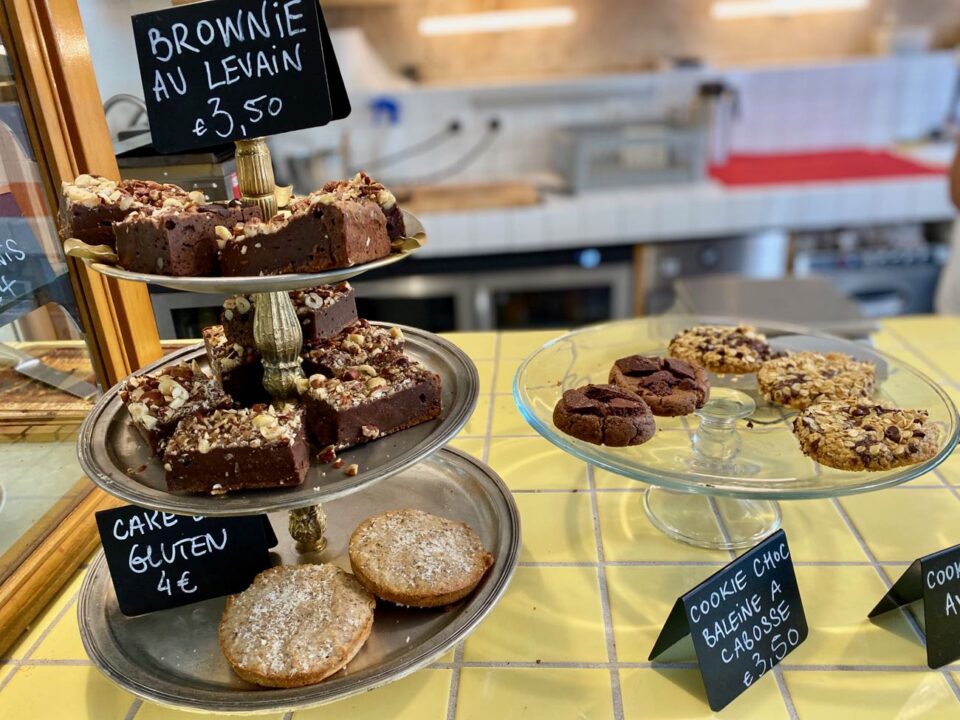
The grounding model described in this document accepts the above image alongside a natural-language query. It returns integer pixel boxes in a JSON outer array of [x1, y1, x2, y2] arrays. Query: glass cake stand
[[514, 316, 960, 550]]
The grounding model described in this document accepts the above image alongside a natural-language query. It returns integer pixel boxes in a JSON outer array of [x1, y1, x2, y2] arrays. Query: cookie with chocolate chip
[[792, 400, 938, 471], [608, 355, 709, 416], [758, 351, 875, 410], [668, 325, 777, 374], [553, 384, 656, 447]]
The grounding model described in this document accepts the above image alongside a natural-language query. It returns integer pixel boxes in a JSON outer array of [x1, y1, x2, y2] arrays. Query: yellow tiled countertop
[[5, 317, 960, 719]]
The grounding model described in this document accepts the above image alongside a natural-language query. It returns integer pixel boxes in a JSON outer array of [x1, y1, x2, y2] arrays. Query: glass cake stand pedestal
[[514, 316, 960, 550]]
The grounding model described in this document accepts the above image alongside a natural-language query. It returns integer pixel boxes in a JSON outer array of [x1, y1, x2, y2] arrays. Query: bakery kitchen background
[[3, 1, 960, 719]]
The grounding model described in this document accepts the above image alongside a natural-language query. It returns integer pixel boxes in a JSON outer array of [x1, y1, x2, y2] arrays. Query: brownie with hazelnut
[[60, 174, 201, 249], [163, 403, 309, 494], [301, 319, 404, 379], [221, 282, 358, 349], [202, 325, 270, 408], [298, 353, 441, 450], [118, 361, 232, 454], [318, 172, 406, 242], [219, 173, 396, 277], [115, 199, 259, 276]]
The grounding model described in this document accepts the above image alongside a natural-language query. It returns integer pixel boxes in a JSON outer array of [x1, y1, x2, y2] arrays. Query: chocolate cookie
[[553, 384, 656, 447], [668, 325, 777, 374], [608, 355, 709, 416], [793, 400, 938, 471], [758, 351, 875, 410]]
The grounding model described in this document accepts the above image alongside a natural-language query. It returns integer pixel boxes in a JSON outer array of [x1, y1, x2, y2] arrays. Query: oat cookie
[[553, 384, 656, 446], [792, 400, 938, 471], [758, 352, 876, 410], [219, 564, 375, 688], [608, 355, 709, 416], [349, 509, 494, 608], [668, 325, 776, 374]]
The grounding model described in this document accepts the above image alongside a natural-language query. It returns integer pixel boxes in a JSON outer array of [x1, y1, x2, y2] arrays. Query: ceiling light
[[712, 0, 868, 20], [418, 7, 577, 37]]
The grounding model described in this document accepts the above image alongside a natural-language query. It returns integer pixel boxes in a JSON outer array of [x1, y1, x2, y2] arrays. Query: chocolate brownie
[[301, 320, 404, 378], [115, 199, 258, 276], [119, 361, 232, 454], [318, 172, 406, 242], [163, 403, 309, 494], [202, 325, 270, 407], [298, 354, 441, 450], [609, 355, 709, 416], [668, 325, 778, 374], [219, 178, 394, 276], [553, 384, 656, 447], [793, 400, 938, 471], [758, 351, 876, 410], [221, 282, 357, 349], [60, 174, 201, 248]]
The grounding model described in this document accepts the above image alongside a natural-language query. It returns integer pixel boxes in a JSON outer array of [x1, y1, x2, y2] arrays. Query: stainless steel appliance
[[791, 224, 946, 317], [554, 119, 706, 191], [150, 248, 634, 337], [638, 231, 791, 314]]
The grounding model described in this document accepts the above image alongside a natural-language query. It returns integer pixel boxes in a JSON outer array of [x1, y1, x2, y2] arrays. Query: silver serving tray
[[78, 448, 519, 714], [77, 324, 478, 515], [86, 211, 425, 295]]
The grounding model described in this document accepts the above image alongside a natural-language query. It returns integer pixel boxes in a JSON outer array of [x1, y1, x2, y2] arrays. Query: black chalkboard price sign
[[869, 543, 960, 668], [95, 506, 277, 617], [131, 0, 348, 153], [648, 530, 808, 712]]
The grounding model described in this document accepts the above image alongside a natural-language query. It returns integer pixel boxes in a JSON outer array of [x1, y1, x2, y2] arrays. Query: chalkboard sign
[[131, 0, 348, 153], [95, 506, 277, 617], [649, 530, 808, 712], [869, 543, 960, 668], [0, 215, 58, 318]]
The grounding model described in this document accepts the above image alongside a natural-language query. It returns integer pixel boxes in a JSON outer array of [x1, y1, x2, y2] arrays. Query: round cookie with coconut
[[792, 400, 938, 471], [668, 324, 777, 374], [349, 509, 494, 608], [758, 351, 875, 410], [219, 564, 375, 688]]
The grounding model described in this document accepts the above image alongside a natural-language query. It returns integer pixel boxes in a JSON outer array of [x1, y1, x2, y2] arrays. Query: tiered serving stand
[[515, 315, 960, 550], [71, 177, 520, 713]]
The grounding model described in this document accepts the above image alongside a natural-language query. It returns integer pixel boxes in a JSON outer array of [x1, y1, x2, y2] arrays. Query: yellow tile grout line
[[585, 463, 624, 720], [830, 496, 960, 703], [0, 591, 83, 693], [445, 332, 504, 720]]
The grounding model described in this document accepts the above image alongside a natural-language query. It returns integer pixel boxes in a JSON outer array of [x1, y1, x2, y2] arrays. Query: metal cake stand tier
[[83, 211, 426, 295], [78, 448, 520, 715], [78, 323, 478, 515], [514, 315, 960, 550]]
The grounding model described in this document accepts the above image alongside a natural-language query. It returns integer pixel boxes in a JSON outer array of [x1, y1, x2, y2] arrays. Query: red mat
[[709, 149, 945, 186]]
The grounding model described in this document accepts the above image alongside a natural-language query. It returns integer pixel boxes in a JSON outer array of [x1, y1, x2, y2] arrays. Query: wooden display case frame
[[0, 0, 162, 655]]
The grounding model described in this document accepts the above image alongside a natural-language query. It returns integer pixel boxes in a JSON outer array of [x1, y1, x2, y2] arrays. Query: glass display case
[[0, 0, 162, 655]]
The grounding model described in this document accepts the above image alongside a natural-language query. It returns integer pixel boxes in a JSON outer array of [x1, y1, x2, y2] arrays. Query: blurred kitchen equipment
[[554, 119, 705, 191], [692, 80, 740, 167], [150, 247, 633, 336], [791, 224, 946, 317], [0, 342, 97, 399], [672, 275, 876, 340], [115, 134, 238, 201], [638, 231, 789, 314]]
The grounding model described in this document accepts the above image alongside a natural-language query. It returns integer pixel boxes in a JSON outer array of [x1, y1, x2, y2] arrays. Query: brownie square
[[202, 325, 270, 407], [118, 361, 232, 454], [220, 177, 394, 277], [163, 404, 310, 494], [60, 175, 198, 248], [320, 172, 406, 242], [301, 319, 404, 378], [299, 353, 441, 450], [221, 282, 358, 350], [115, 200, 258, 276]]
